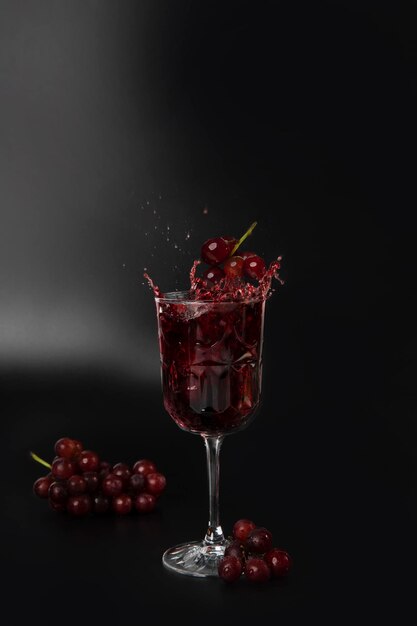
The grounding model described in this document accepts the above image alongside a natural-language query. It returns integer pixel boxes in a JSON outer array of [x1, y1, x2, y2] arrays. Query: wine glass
[[155, 290, 266, 577]]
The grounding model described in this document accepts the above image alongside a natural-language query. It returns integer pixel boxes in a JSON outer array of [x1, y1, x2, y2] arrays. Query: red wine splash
[[143, 273, 162, 297], [144, 257, 283, 302], [144, 221, 283, 301]]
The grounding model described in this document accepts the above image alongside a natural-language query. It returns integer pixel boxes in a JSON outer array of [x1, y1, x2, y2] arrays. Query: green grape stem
[[230, 221, 257, 256], [30, 451, 52, 470]]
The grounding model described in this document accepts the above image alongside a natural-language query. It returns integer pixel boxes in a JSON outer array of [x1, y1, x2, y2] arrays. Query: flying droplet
[[203, 207, 208, 214]]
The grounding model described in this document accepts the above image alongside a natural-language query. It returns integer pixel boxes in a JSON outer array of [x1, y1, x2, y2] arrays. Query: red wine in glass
[[155, 291, 266, 576]]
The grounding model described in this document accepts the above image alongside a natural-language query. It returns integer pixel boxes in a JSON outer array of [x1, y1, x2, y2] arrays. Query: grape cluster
[[218, 519, 292, 583], [200, 225, 266, 285], [32, 438, 166, 517]]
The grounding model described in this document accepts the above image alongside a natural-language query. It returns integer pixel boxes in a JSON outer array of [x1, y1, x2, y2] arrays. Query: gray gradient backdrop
[[3, 0, 414, 389], [0, 1, 293, 382]]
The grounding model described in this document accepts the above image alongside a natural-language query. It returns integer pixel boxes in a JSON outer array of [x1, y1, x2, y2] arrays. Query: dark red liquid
[[157, 295, 265, 436]]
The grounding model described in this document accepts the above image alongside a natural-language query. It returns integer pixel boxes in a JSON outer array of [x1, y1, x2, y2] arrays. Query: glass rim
[[155, 290, 265, 305]]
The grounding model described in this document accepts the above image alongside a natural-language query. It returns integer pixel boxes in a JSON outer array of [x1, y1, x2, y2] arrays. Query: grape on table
[[217, 518, 292, 584], [32, 438, 166, 517]]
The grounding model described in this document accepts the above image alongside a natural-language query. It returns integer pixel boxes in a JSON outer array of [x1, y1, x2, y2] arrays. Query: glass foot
[[162, 540, 225, 577]]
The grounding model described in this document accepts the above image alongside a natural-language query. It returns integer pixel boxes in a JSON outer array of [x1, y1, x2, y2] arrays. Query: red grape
[[78, 450, 100, 472], [232, 519, 256, 543], [244, 558, 271, 583], [129, 474, 146, 493], [145, 472, 166, 496], [33, 476, 52, 499], [201, 237, 235, 265], [223, 256, 244, 278], [132, 459, 157, 477], [67, 494, 92, 517], [102, 474, 124, 497], [112, 463, 131, 483], [54, 438, 81, 459], [67, 475, 87, 496], [218, 556, 242, 582], [202, 266, 225, 285], [83, 471, 99, 493], [134, 493, 156, 513], [244, 255, 266, 280], [245, 527, 273, 554], [112, 494, 132, 515], [264, 549, 292, 577], [48, 481, 68, 504], [224, 540, 245, 564], [51, 457, 77, 480]]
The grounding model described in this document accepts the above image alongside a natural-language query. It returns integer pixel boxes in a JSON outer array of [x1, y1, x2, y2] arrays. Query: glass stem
[[203, 435, 225, 545]]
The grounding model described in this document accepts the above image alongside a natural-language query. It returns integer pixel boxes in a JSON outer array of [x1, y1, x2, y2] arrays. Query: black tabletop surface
[[2, 361, 416, 626]]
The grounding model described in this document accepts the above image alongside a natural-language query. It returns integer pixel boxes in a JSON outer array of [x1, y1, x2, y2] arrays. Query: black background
[[1, 1, 416, 624]]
